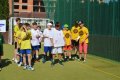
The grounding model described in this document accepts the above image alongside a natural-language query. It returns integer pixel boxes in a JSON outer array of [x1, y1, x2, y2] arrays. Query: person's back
[[52, 29, 65, 47]]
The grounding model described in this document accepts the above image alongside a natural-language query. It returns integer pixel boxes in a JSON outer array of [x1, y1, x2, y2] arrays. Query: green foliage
[[0, 0, 9, 30]]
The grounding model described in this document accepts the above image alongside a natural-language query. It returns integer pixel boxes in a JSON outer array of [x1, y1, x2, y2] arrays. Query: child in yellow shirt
[[19, 23, 34, 70], [63, 24, 72, 61], [13, 18, 21, 63], [78, 21, 89, 62]]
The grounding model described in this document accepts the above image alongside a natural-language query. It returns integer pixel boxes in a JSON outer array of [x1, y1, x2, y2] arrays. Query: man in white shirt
[[42, 23, 53, 63], [31, 22, 42, 61], [51, 22, 65, 66]]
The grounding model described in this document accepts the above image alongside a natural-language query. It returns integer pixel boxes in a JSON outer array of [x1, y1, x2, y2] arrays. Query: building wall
[[8, 0, 47, 18]]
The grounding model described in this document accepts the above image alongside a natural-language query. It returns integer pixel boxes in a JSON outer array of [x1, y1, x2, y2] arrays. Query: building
[[8, 0, 56, 18]]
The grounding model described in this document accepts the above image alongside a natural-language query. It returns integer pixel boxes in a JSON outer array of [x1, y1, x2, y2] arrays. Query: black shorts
[[14, 42, 17, 49], [72, 40, 79, 47]]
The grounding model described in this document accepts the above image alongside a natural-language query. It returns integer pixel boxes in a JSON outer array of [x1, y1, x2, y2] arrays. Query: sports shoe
[[27, 66, 34, 71], [23, 65, 28, 70], [14, 59, 18, 63], [12, 58, 15, 61], [59, 60, 64, 66], [42, 58, 46, 63], [18, 62, 22, 67], [83, 60, 86, 63], [51, 59, 55, 66]]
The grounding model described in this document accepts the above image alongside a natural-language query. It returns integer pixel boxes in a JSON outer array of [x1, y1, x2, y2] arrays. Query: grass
[[0, 44, 120, 80]]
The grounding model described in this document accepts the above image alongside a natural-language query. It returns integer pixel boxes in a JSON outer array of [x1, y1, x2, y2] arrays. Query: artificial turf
[[0, 44, 120, 80]]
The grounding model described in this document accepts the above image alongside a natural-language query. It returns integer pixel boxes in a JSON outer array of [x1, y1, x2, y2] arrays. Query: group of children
[[11, 18, 89, 71]]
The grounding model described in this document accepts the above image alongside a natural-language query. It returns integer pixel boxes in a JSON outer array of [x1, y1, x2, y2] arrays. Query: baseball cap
[[64, 24, 69, 28], [47, 23, 52, 26]]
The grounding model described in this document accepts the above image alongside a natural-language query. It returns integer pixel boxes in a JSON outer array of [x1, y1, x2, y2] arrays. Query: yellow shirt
[[14, 25, 20, 42], [79, 26, 89, 43], [16, 30, 22, 47], [20, 30, 32, 49], [63, 30, 71, 46], [71, 26, 80, 40]]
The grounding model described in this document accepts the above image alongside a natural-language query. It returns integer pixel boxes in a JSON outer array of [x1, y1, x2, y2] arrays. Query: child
[[20, 23, 34, 70], [42, 23, 53, 63], [12, 18, 21, 63], [71, 21, 80, 59], [31, 22, 41, 61], [37, 26, 43, 50], [15, 23, 23, 66], [0, 33, 4, 71], [78, 21, 89, 62], [63, 24, 72, 61], [51, 22, 65, 66]]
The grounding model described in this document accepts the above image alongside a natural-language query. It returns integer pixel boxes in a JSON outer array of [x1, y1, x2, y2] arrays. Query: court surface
[[0, 44, 120, 80]]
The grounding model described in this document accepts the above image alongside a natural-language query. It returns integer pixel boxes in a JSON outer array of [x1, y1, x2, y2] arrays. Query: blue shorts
[[20, 49, 31, 54], [32, 45, 40, 50], [44, 46, 52, 54]]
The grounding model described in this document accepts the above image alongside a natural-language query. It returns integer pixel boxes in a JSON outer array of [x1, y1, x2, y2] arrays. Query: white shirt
[[43, 28, 53, 46], [52, 29, 65, 47], [31, 29, 41, 46]]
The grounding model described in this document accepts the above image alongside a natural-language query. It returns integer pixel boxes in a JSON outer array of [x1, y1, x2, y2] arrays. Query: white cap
[[47, 23, 52, 26]]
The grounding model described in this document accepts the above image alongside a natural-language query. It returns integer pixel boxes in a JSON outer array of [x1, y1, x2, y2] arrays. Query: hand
[[81, 39, 85, 43], [36, 35, 40, 38]]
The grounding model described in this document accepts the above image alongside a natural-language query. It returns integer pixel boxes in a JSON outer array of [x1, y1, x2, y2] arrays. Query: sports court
[[0, 44, 120, 80]]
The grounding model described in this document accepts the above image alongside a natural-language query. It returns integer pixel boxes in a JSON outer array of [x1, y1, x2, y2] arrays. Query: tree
[[0, 0, 9, 30]]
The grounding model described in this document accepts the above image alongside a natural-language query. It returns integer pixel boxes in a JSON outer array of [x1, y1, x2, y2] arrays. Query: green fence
[[53, 0, 120, 61]]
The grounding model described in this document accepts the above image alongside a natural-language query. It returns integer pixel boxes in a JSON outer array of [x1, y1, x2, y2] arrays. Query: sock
[[65, 56, 67, 58], [36, 56, 39, 59]]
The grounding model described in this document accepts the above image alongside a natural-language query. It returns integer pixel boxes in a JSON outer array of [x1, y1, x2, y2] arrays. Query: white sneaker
[[23, 65, 28, 70], [18, 62, 22, 67], [27, 66, 34, 71], [14, 59, 18, 63], [12, 58, 15, 61]]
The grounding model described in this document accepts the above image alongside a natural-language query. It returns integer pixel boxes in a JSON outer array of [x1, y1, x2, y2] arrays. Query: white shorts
[[52, 47, 63, 54]]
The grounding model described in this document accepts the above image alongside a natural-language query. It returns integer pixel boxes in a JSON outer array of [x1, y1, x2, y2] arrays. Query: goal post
[[8, 17, 54, 44]]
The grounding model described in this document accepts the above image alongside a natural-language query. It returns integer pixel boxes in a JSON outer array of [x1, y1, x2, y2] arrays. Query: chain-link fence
[[54, 0, 120, 61]]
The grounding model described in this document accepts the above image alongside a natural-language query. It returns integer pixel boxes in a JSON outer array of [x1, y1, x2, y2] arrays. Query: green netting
[[53, 0, 120, 61]]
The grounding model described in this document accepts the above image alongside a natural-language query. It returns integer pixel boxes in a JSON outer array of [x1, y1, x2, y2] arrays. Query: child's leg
[[83, 43, 88, 61], [27, 54, 32, 66], [48, 47, 52, 60], [58, 54, 62, 60], [13, 42, 18, 61], [23, 54, 27, 66], [35, 50, 39, 59], [64, 51, 67, 58], [79, 43, 83, 60]]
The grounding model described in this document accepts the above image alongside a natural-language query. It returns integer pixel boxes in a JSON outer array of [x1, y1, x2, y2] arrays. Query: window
[[33, 7, 39, 12], [40, 1, 44, 6], [22, 0, 27, 3], [14, 5, 19, 9], [40, 7, 45, 12], [14, 0, 19, 2], [33, 1, 39, 5], [22, 6, 27, 9]]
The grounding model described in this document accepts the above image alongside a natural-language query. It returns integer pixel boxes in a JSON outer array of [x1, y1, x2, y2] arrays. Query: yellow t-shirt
[[16, 30, 22, 47], [20, 30, 32, 50], [71, 26, 80, 40], [79, 26, 89, 43], [63, 30, 71, 46], [14, 25, 20, 42]]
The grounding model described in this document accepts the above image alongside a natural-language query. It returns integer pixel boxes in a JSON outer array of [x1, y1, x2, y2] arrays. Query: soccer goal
[[8, 17, 53, 44]]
